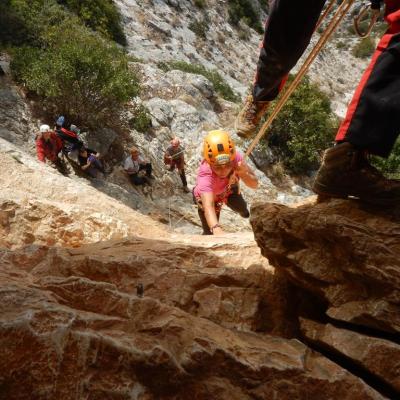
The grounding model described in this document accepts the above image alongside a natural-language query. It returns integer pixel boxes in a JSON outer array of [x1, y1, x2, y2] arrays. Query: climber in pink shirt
[[193, 130, 258, 235]]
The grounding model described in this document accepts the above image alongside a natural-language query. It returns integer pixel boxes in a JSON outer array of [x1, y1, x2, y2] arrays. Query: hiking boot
[[312, 142, 400, 205], [234, 95, 269, 138]]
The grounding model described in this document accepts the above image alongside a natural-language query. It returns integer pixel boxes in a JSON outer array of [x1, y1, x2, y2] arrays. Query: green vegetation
[[2, 0, 139, 129], [57, 0, 126, 45], [352, 36, 375, 59], [371, 138, 400, 178], [189, 19, 208, 39], [157, 61, 240, 103], [260, 76, 338, 174], [129, 104, 152, 133], [228, 0, 263, 34], [193, 0, 206, 8], [336, 41, 347, 50]]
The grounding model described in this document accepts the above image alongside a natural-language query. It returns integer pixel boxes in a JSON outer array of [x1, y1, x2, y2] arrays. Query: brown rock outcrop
[[0, 238, 384, 400], [251, 199, 400, 335], [251, 199, 400, 398], [0, 146, 168, 249], [300, 318, 400, 392]]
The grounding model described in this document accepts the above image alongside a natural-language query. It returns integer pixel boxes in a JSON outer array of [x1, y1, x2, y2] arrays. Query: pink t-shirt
[[193, 152, 243, 202]]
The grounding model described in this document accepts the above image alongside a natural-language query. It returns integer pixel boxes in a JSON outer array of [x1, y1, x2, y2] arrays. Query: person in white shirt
[[123, 146, 153, 185]]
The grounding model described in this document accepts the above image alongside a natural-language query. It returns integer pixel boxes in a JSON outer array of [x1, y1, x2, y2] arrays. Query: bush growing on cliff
[[352, 36, 376, 59], [157, 60, 240, 103], [129, 104, 152, 133], [57, 0, 126, 45], [260, 76, 338, 174], [228, 0, 263, 34], [371, 138, 400, 178], [3, 0, 138, 128], [189, 19, 208, 39], [11, 18, 139, 127]]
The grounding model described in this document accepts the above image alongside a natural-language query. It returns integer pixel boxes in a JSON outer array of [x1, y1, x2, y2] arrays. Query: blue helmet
[[56, 115, 65, 127]]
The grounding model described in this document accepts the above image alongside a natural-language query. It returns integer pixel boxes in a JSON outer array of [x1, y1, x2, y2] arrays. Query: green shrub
[[157, 61, 240, 103], [336, 41, 346, 49], [11, 17, 139, 128], [228, 0, 263, 34], [372, 21, 388, 36], [57, 0, 126, 45], [260, 75, 338, 174], [194, 0, 206, 8], [189, 19, 208, 39], [0, 0, 68, 47], [352, 36, 375, 58], [371, 137, 400, 177], [129, 104, 152, 133], [0, 1, 32, 46]]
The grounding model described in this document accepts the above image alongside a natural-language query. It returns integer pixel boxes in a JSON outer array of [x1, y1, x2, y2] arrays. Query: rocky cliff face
[[0, 231, 386, 399], [1, 1, 396, 398], [251, 199, 400, 398]]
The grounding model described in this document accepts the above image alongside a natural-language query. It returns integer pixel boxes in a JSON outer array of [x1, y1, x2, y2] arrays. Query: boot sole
[[313, 183, 398, 207]]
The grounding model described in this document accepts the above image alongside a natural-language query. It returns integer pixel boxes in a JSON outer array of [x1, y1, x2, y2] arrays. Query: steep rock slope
[[251, 199, 400, 398], [0, 236, 384, 399]]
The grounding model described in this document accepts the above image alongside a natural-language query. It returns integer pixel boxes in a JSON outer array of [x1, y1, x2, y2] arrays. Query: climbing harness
[[245, 0, 357, 157]]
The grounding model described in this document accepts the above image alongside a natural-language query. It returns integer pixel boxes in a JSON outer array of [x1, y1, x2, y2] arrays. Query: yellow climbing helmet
[[203, 130, 236, 165]]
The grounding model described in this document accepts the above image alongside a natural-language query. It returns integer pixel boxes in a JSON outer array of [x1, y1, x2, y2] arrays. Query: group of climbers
[[36, 118, 255, 235], [35, 117, 104, 178]]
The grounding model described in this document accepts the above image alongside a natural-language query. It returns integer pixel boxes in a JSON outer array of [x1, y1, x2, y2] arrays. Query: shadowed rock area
[[251, 199, 400, 398], [0, 236, 385, 399]]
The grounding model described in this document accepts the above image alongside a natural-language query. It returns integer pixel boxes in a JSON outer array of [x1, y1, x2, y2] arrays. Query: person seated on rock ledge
[[123, 146, 154, 186], [78, 147, 104, 178], [35, 124, 64, 169], [164, 137, 190, 193], [193, 130, 258, 235], [235, 0, 400, 206]]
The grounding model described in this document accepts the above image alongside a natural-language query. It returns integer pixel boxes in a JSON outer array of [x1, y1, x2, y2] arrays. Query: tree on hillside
[[5, 0, 139, 128], [259, 76, 338, 174]]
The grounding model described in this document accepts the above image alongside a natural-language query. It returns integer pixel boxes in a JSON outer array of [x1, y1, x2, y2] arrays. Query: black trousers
[[254, 0, 400, 156], [129, 163, 152, 185], [195, 191, 250, 235]]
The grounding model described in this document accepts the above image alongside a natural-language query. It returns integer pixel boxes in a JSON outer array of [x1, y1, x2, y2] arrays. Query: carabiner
[[353, 4, 381, 38]]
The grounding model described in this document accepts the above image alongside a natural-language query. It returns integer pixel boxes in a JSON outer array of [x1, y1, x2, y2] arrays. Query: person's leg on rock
[[313, 31, 400, 205], [130, 173, 147, 186], [226, 187, 250, 218], [235, 0, 325, 138], [141, 162, 154, 179], [178, 168, 190, 192]]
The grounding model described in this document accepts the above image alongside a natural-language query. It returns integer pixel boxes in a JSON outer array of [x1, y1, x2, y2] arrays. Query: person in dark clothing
[[54, 116, 84, 154], [78, 147, 104, 178], [123, 146, 154, 186], [164, 137, 190, 193], [235, 0, 400, 205]]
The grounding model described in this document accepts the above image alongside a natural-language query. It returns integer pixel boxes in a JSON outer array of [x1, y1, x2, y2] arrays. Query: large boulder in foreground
[[251, 199, 400, 335], [0, 236, 384, 400]]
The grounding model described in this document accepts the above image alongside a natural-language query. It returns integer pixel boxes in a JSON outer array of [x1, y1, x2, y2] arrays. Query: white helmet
[[40, 124, 50, 133]]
